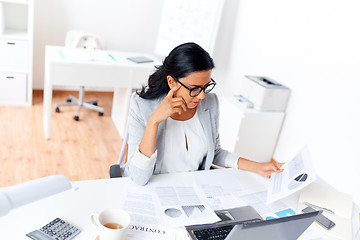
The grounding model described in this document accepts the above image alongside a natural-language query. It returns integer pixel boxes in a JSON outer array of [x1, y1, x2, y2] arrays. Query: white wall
[[223, 0, 360, 204], [32, 0, 164, 89], [32, 0, 238, 90]]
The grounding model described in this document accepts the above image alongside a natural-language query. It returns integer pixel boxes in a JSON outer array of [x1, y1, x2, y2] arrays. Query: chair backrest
[[65, 30, 107, 50], [117, 125, 128, 167], [117, 92, 137, 167]]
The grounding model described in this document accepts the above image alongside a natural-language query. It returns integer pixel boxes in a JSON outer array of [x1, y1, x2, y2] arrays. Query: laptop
[[225, 210, 321, 240], [185, 206, 263, 240], [186, 206, 321, 240]]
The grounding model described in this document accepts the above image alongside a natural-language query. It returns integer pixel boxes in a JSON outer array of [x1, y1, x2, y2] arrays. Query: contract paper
[[122, 184, 175, 240], [267, 146, 316, 204]]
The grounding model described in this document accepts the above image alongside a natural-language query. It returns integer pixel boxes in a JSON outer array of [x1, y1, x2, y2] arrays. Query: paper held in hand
[[266, 146, 317, 204]]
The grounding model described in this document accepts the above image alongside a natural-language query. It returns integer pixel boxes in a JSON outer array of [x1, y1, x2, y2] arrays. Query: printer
[[239, 75, 291, 112]]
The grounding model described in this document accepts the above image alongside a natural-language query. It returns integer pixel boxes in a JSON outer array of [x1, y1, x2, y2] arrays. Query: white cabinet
[[0, 0, 33, 105], [0, 72, 26, 103], [219, 96, 285, 163]]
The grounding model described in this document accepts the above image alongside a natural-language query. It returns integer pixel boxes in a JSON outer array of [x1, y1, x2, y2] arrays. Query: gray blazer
[[123, 93, 236, 185]]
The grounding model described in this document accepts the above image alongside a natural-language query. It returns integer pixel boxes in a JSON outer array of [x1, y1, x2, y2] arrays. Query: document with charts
[[149, 182, 220, 227], [267, 146, 317, 204]]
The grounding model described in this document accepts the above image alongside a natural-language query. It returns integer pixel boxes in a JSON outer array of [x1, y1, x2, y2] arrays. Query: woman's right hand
[[149, 85, 187, 124]]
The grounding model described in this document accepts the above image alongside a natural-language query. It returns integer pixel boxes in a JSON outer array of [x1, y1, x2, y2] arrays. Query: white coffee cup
[[90, 208, 131, 240]]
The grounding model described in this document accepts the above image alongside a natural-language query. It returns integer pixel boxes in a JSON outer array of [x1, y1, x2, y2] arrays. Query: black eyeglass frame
[[174, 78, 217, 97]]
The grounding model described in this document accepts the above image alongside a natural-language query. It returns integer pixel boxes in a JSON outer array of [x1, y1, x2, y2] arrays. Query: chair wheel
[[74, 115, 79, 121], [66, 98, 72, 102], [55, 107, 60, 113], [93, 102, 98, 106], [99, 112, 104, 116]]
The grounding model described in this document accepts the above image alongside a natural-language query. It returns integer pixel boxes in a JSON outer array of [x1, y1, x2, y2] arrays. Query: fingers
[[271, 163, 284, 173], [271, 159, 285, 170], [171, 97, 187, 113], [259, 162, 284, 178], [166, 84, 181, 98], [165, 85, 187, 113]]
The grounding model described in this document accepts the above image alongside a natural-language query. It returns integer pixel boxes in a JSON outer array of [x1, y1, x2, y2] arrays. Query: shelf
[[0, 2, 28, 36], [0, 68, 28, 74], [0, 29, 28, 40], [0, 0, 28, 5]]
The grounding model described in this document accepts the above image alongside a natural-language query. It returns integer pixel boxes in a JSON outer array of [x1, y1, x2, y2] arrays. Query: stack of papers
[[298, 182, 353, 240]]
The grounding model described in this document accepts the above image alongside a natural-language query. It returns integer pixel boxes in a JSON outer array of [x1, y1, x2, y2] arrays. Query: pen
[[303, 202, 335, 214], [108, 53, 117, 63]]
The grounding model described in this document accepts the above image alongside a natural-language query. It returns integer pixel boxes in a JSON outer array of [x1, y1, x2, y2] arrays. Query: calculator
[[26, 217, 81, 240]]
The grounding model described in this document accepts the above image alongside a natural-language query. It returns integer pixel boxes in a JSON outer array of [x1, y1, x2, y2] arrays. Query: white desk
[[0, 169, 359, 239], [43, 46, 160, 139]]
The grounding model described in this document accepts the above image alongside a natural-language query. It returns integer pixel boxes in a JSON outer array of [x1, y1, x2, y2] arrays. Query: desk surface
[[45, 45, 160, 88], [0, 169, 359, 240]]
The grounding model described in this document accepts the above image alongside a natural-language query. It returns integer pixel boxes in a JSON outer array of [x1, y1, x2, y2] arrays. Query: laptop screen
[[225, 210, 321, 240]]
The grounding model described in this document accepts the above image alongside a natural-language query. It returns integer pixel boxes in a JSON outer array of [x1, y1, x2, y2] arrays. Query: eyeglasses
[[175, 78, 216, 97]]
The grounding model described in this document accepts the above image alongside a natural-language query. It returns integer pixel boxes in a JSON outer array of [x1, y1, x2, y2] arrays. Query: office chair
[[109, 128, 128, 178], [109, 92, 136, 178], [55, 31, 107, 121]]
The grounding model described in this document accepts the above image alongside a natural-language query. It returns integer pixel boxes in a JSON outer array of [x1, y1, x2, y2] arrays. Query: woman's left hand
[[256, 159, 284, 178]]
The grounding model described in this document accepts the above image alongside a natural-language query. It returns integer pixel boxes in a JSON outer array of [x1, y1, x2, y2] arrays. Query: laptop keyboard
[[193, 224, 234, 240], [192, 219, 262, 240]]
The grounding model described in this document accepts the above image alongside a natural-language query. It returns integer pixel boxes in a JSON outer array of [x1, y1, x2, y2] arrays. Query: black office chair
[[109, 129, 128, 178]]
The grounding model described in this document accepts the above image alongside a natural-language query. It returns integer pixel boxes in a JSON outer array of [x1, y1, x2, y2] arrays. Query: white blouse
[[161, 111, 208, 173]]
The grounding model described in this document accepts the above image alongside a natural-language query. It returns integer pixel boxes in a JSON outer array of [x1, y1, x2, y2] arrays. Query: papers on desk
[[122, 169, 329, 239], [121, 180, 219, 239], [194, 170, 297, 220], [234, 190, 296, 220], [267, 146, 317, 204], [194, 170, 246, 210], [150, 183, 220, 227], [122, 184, 175, 240]]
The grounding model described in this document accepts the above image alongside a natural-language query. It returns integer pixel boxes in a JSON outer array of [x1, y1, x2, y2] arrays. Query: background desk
[[0, 169, 359, 239], [43, 46, 160, 139]]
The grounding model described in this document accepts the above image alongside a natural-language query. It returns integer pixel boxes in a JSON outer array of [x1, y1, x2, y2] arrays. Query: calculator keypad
[[26, 218, 80, 240]]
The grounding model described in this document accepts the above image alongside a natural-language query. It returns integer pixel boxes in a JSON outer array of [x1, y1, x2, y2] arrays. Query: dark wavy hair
[[138, 42, 215, 99]]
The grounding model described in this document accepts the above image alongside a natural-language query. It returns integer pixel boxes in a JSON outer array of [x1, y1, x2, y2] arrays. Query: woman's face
[[169, 70, 212, 109]]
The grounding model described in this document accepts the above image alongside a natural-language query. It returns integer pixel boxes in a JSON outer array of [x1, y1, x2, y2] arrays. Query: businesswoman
[[123, 42, 283, 185]]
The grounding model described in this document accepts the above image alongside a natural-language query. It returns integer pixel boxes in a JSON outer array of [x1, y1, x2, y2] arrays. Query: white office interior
[[27, 0, 360, 204], [1, 0, 359, 213], [0, 0, 359, 239]]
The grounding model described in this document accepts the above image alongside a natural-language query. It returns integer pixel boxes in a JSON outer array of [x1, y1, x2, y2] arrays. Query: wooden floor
[[0, 90, 123, 187]]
